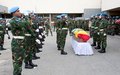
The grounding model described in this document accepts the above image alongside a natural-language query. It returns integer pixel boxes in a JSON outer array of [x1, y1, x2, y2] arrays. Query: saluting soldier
[[9, 6, 25, 75]]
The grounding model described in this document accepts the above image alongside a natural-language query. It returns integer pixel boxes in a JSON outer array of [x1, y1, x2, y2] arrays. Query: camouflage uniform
[[23, 16, 38, 69], [56, 17, 68, 55], [45, 20, 53, 36], [98, 18, 108, 53], [91, 18, 100, 47], [10, 16, 25, 75], [30, 16, 41, 59], [0, 19, 6, 50], [68, 19, 75, 36], [56, 19, 61, 50], [107, 19, 116, 36]]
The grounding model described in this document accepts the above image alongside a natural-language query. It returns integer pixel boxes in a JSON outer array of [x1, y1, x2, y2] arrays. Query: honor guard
[[9, 6, 25, 75]]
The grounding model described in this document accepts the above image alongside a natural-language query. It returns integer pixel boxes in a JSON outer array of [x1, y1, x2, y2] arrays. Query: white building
[[0, 0, 120, 18]]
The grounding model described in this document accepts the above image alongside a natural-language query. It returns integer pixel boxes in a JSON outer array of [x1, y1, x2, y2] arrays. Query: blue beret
[[9, 6, 19, 13], [61, 14, 67, 17], [96, 14, 100, 16], [56, 15, 62, 18], [100, 14, 108, 17]]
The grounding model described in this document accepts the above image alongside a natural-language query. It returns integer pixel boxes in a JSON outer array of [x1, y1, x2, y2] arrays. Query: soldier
[[91, 14, 100, 48], [68, 19, 75, 36], [107, 18, 116, 36], [44, 18, 53, 36], [56, 14, 68, 55], [0, 18, 6, 50], [23, 15, 38, 69], [29, 14, 40, 60], [97, 14, 109, 53], [9, 6, 25, 75]]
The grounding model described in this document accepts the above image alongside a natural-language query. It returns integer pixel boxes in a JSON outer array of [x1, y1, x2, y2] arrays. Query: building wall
[[0, 0, 101, 13], [84, 8, 101, 19], [0, 5, 8, 13], [102, 0, 120, 11]]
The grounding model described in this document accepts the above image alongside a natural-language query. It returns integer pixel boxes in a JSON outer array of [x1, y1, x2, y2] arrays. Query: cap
[[9, 6, 19, 13]]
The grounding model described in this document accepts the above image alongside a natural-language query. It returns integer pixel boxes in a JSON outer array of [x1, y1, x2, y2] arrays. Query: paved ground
[[0, 31, 120, 75]]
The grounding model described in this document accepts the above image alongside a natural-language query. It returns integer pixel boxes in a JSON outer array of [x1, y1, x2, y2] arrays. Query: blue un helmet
[[99, 13, 108, 19], [95, 13, 100, 18], [9, 6, 19, 13]]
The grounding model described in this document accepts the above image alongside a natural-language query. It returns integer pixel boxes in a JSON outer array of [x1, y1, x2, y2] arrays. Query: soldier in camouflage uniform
[[107, 18, 116, 36], [91, 14, 101, 48], [68, 19, 75, 36], [0, 18, 6, 50], [97, 14, 109, 53], [56, 15, 68, 55], [30, 14, 40, 60], [44, 19, 53, 36], [23, 15, 38, 69], [9, 7, 25, 75]]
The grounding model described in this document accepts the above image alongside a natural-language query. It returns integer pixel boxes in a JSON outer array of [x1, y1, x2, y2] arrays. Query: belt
[[13, 36, 24, 39], [100, 29, 104, 31], [94, 27, 98, 29], [62, 28, 68, 30], [25, 34, 31, 36], [0, 31, 3, 33], [39, 26, 43, 29]]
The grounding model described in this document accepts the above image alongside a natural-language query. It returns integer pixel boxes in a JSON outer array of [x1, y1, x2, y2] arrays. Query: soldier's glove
[[39, 35, 42, 39], [35, 29, 39, 32], [35, 39, 41, 44]]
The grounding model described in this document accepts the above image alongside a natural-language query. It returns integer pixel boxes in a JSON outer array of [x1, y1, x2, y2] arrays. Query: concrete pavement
[[0, 31, 120, 75]]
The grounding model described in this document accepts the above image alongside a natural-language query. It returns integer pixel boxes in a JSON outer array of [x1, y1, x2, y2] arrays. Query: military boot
[[57, 46, 61, 50], [25, 62, 33, 69], [36, 49, 42, 53], [61, 50, 67, 55], [18, 73, 21, 75], [91, 42, 96, 46], [98, 48, 106, 53], [95, 45, 101, 49], [32, 53, 40, 60], [0, 45, 6, 50], [29, 60, 38, 67]]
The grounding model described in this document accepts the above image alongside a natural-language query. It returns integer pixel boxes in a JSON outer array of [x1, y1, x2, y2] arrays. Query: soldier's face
[[14, 10, 22, 17]]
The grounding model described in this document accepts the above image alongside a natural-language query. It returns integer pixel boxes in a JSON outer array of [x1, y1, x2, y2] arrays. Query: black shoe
[[1, 48, 6, 50], [18, 73, 21, 75], [29, 60, 38, 67], [37, 49, 42, 53], [58, 48, 61, 51], [32, 56, 40, 60], [0, 45, 6, 50], [95, 46, 101, 49], [57, 46, 61, 50], [98, 49, 106, 53], [91, 44, 96, 46], [98, 50, 106, 53], [25, 62, 34, 69], [61, 50, 67, 55], [41, 43, 44, 45], [0, 47, 6, 50], [0, 53, 1, 55], [91, 42, 96, 46]]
